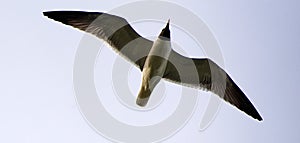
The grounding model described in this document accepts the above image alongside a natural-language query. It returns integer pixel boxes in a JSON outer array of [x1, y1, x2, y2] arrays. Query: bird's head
[[159, 19, 170, 40]]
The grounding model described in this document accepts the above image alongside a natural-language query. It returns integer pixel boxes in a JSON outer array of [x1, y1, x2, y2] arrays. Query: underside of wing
[[43, 10, 153, 70], [163, 50, 263, 121]]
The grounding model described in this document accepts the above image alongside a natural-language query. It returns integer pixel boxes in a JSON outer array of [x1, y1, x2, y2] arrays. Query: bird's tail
[[136, 88, 151, 107]]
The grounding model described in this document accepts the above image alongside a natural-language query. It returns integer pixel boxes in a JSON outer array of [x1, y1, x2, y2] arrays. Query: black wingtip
[[242, 100, 263, 122], [256, 114, 263, 121], [249, 103, 263, 122], [43, 11, 72, 27], [43, 11, 49, 16], [248, 105, 263, 121], [43, 11, 53, 19], [43, 10, 74, 16], [43, 11, 59, 18], [159, 19, 170, 40], [43, 11, 76, 20], [43, 11, 69, 23]]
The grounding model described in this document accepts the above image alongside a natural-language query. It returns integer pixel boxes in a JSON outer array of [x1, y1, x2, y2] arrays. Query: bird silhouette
[[43, 11, 263, 121]]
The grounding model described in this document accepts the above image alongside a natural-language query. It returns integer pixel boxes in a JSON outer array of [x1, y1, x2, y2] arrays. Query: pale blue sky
[[0, 0, 299, 142]]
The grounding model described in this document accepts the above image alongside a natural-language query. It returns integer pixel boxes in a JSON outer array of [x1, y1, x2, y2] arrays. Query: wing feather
[[43, 11, 152, 70], [163, 50, 263, 121]]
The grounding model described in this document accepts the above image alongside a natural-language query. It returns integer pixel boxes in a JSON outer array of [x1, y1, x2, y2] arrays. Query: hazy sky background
[[0, 0, 300, 142]]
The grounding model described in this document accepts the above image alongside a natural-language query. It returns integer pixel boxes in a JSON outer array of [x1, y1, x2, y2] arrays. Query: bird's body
[[43, 11, 263, 121], [137, 34, 172, 106]]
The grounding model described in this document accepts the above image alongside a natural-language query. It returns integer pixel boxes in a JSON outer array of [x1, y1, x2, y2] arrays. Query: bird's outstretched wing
[[163, 50, 263, 121], [43, 11, 152, 70]]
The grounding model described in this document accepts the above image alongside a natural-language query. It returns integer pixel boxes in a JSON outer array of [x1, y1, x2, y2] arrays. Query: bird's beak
[[165, 19, 170, 29], [159, 19, 171, 39]]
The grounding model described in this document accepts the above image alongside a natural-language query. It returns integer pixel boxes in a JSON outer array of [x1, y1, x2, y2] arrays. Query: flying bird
[[43, 11, 263, 121]]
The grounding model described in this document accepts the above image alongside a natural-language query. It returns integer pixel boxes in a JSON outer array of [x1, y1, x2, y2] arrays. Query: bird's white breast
[[148, 37, 172, 58], [142, 37, 172, 91], [144, 37, 172, 74]]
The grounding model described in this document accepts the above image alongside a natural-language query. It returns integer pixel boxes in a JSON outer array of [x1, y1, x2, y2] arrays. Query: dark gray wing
[[163, 50, 263, 121], [43, 11, 152, 70]]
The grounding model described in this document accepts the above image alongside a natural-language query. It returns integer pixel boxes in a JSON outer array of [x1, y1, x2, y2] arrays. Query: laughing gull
[[43, 11, 263, 121]]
